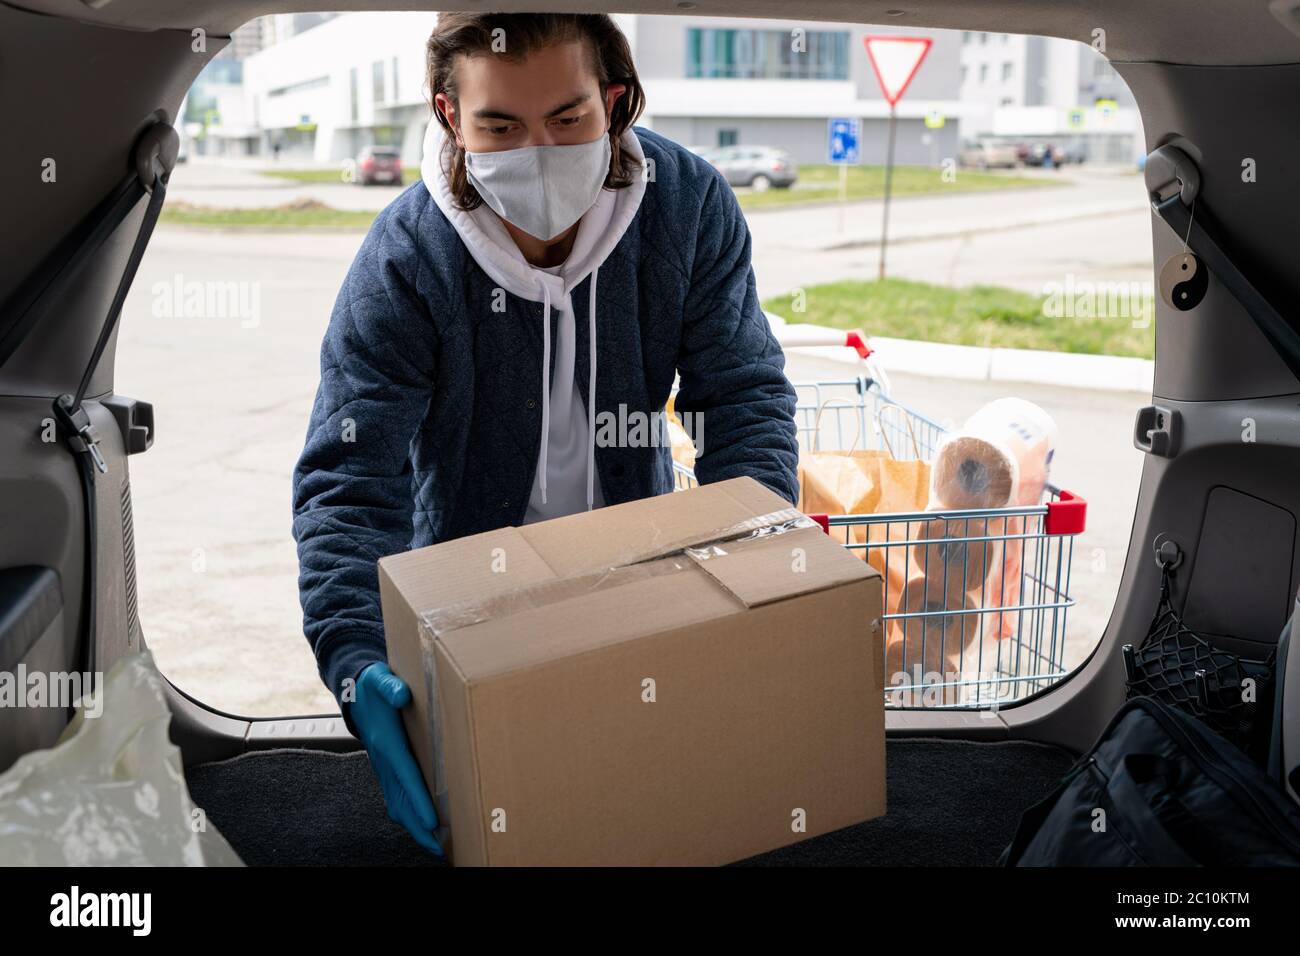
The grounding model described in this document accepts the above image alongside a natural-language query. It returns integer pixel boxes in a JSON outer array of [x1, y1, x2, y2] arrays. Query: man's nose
[[522, 124, 562, 148]]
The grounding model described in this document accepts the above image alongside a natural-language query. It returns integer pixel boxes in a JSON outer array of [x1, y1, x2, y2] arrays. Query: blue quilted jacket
[[291, 128, 798, 710]]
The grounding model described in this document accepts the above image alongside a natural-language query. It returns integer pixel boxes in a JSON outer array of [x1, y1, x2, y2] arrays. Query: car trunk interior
[[2, 0, 1300, 865]]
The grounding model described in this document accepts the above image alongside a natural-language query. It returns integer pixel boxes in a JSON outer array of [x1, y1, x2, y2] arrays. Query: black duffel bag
[[1000, 696, 1300, 865]]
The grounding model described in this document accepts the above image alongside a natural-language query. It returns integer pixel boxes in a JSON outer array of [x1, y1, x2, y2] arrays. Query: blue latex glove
[[351, 662, 444, 857]]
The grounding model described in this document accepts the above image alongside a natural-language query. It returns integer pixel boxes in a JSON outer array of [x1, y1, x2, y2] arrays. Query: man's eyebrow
[[471, 94, 590, 123], [545, 94, 591, 117], [472, 108, 523, 122]]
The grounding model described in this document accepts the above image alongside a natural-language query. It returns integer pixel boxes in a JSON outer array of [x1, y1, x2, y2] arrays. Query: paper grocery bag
[[797, 448, 930, 622], [664, 395, 696, 472]]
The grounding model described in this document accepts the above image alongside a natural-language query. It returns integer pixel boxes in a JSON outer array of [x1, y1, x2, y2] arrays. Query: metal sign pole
[[839, 162, 848, 233], [879, 103, 898, 281], [863, 34, 931, 282]]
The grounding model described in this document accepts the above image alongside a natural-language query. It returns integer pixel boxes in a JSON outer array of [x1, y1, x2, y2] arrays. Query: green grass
[[762, 277, 1155, 359], [259, 164, 1051, 208], [160, 200, 378, 229], [736, 164, 1062, 210], [260, 167, 422, 186]]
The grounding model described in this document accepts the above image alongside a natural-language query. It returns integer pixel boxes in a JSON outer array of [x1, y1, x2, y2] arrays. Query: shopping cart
[[672, 373, 1086, 710]]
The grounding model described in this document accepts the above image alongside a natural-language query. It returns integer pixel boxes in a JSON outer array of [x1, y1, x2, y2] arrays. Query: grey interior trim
[[1283, 604, 1300, 800], [0, 566, 62, 672], [8, 0, 1300, 66], [0, 4, 221, 354], [162, 679, 360, 765], [0, 397, 87, 718], [0, 606, 69, 774], [0, 567, 67, 772]]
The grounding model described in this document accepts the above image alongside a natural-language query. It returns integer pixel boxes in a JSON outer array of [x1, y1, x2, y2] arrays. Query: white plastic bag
[[0, 651, 242, 866]]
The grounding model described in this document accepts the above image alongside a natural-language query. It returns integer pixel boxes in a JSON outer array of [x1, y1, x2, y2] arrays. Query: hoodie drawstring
[[587, 267, 598, 511], [536, 268, 598, 512], [538, 281, 552, 505]]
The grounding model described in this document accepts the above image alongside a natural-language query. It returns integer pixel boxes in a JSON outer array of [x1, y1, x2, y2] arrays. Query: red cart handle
[[807, 513, 831, 534], [1045, 490, 1087, 535], [810, 498, 1085, 536], [844, 330, 872, 359]]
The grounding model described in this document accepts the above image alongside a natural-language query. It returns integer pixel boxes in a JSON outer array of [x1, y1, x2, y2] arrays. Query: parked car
[[958, 141, 1021, 170], [356, 145, 402, 185], [708, 145, 797, 190], [1021, 142, 1069, 168]]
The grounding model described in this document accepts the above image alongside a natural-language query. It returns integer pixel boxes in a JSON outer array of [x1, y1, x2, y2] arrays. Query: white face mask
[[464, 133, 612, 241]]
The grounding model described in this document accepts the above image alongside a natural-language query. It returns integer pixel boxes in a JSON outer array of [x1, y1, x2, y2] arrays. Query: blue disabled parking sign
[[828, 117, 860, 164]]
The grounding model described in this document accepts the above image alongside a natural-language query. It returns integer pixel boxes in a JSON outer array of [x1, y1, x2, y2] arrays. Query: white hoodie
[[421, 118, 648, 523]]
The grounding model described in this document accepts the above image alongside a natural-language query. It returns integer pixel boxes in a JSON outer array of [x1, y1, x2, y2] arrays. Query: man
[[292, 13, 798, 855]]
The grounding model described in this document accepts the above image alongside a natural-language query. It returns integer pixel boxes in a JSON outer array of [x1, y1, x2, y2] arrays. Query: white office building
[[629, 16, 969, 165], [220, 12, 971, 167], [235, 11, 438, 163], [214, 13, 1137, 167], [958, 30, 1142, 162]]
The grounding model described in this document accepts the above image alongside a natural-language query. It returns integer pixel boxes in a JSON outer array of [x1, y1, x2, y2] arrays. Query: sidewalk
[[166, 162, 408, 212]]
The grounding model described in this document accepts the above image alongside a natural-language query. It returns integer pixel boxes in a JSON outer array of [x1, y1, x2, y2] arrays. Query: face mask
[[464, 133, 612, 241]]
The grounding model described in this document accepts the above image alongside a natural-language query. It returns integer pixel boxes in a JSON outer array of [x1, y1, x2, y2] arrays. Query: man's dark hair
[[426, 13, 647, 211]]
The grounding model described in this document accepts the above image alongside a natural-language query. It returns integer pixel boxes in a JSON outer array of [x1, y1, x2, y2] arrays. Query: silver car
[[708, 145, 798, 191]]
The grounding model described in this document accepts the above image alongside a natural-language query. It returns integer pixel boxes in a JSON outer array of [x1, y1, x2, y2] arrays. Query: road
[[167, 159, 1153, 299], [116, 175, 1151, 716]]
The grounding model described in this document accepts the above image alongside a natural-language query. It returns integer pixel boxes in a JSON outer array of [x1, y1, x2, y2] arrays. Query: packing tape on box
[[683, 513, 818, 560], [413, 507, 814, 829], [420, 508, 811, 639]]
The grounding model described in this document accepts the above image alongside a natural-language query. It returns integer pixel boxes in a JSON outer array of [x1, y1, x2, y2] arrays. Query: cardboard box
[[378, 477, 885, 865]]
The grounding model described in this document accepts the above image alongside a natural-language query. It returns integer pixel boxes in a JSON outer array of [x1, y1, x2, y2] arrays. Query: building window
[[373, 61, 386, 104], [686, 28, 850, 80], [349, 67, 359, 122], [962, 31, 971, 44], [960, 64, 968, 84], [979, 63, 988, 83], [980, 32, 989, 44], [717, 128, 738, 147], [1002, 62, 1013, 81], [391, 56, 400, 101]]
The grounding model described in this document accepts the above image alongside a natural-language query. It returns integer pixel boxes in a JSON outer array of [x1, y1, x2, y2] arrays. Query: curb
[[739, 178, 1067, 218], [787, 330, 1153, 393], [805, 200, 1146, 252]]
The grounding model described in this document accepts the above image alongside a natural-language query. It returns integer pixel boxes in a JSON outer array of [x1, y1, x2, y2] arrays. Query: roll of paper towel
[[885, 576, 981, 705], [913, 515, 993, 594], [929, 398, 1058, 510]]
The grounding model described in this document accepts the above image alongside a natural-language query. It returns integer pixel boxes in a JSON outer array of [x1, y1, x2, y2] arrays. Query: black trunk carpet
[[185, 738, 1075, 867]]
